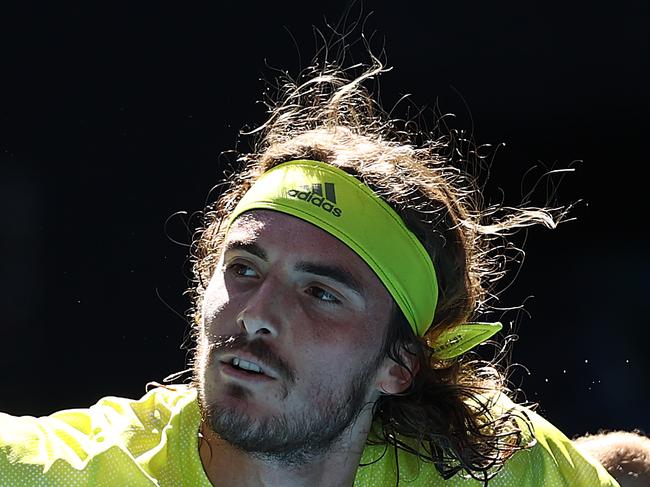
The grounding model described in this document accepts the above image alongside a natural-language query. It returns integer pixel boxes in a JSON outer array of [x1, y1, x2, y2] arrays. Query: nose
[[236, 276, 283, 337]]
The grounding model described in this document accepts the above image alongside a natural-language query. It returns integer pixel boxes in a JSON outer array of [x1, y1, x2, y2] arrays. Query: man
[[0, 62, 635, 486]]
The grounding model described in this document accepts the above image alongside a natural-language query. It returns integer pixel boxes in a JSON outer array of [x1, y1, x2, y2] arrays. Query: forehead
[[224, 210, 388, 294], [226, 210, 360, 264]]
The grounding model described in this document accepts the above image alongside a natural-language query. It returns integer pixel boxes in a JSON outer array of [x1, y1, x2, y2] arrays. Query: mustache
[[208, 333, 295, 383]]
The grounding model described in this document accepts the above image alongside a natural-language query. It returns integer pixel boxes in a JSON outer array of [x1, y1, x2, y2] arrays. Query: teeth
[[230, 357, 263, 374]]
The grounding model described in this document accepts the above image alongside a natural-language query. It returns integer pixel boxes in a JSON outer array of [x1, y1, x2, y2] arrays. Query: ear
[[375, 350, 420, 396]]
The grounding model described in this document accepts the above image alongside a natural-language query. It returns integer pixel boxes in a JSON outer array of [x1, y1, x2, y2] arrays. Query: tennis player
[[1, 62, 636, 486]]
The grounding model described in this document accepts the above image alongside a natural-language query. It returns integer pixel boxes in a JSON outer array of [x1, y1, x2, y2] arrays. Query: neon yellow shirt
[[0, 385, 618, 486]]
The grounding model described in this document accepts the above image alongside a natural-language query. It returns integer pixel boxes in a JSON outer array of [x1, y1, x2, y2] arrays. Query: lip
[[219, 352, 279, 380], [219, 361, 276, 383]]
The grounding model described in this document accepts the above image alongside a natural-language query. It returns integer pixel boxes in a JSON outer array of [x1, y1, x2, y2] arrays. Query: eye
[[226, 262, 258, 278], [306, 286, 341, 304]]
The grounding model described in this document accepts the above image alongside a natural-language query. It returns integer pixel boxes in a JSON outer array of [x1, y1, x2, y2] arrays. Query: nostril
[[238, 309, 278, 336]]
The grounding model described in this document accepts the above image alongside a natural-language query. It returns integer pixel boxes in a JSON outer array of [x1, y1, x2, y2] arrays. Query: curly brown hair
[[188, 59, 566, 484]]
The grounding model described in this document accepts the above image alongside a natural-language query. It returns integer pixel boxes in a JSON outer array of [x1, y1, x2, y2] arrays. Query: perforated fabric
[[0, 385, 619, 486]]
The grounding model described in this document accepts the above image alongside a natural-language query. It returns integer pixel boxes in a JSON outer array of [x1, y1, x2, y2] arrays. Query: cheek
[[202, 271, 232, 331], [295, 309, 387, 386], [297, 328, 379, 381], [298, 308, 379, 352], [291, 297, 384, 361], [294, 345, 377, 402], [293, 316, 362, 356]]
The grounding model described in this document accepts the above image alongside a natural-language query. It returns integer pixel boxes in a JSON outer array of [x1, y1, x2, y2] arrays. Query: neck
[[198, 413, 373, 487]]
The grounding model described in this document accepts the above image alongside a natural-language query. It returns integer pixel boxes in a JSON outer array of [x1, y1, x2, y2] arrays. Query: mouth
[[229, 356, 265, 374], [219, 355, 276, 383]]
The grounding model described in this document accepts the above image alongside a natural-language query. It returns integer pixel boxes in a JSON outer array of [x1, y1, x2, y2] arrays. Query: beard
[[194, 333, 382, 467]]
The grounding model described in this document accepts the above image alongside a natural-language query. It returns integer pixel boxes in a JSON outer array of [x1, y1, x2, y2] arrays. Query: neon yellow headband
[[227, 160, 501, 356]]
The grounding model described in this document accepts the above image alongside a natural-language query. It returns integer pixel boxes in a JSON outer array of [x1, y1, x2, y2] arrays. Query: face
[[195, 210, 395, 464]]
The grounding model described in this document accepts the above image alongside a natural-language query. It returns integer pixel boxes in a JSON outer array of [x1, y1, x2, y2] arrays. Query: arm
[[574, 431, 650, 487]]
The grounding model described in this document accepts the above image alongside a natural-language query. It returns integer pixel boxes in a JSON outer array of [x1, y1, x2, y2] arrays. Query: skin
[[574, 432, 650, 487], [196, 210, 412, 487]]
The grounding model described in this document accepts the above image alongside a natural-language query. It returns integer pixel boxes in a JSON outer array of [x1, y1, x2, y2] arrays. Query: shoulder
[[0, 384, 197, 452], [355, 393, 620, 486], [0, 384, 202, 486], [490, 395, 620, 486]]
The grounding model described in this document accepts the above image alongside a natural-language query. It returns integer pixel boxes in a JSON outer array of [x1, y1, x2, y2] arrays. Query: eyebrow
[[224, 240, 365, 297], [223, 241, 268, 261]]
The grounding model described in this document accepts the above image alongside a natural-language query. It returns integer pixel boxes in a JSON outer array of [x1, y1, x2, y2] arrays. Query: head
[[195, 209, 410, 465], [188, 62, 560, 478]]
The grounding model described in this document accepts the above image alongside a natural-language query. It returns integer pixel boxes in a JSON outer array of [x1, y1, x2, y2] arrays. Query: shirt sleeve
[[0, 386, 207, 487], [0, 402, 157, 486], [499, 407, 621, 487]]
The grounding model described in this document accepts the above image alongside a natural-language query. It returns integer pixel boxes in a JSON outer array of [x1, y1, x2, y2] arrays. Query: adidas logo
[[286, 183, 343, 217]]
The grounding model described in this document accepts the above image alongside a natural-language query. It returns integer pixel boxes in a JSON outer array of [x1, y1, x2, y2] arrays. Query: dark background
[[1, 1, 648, 440]]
